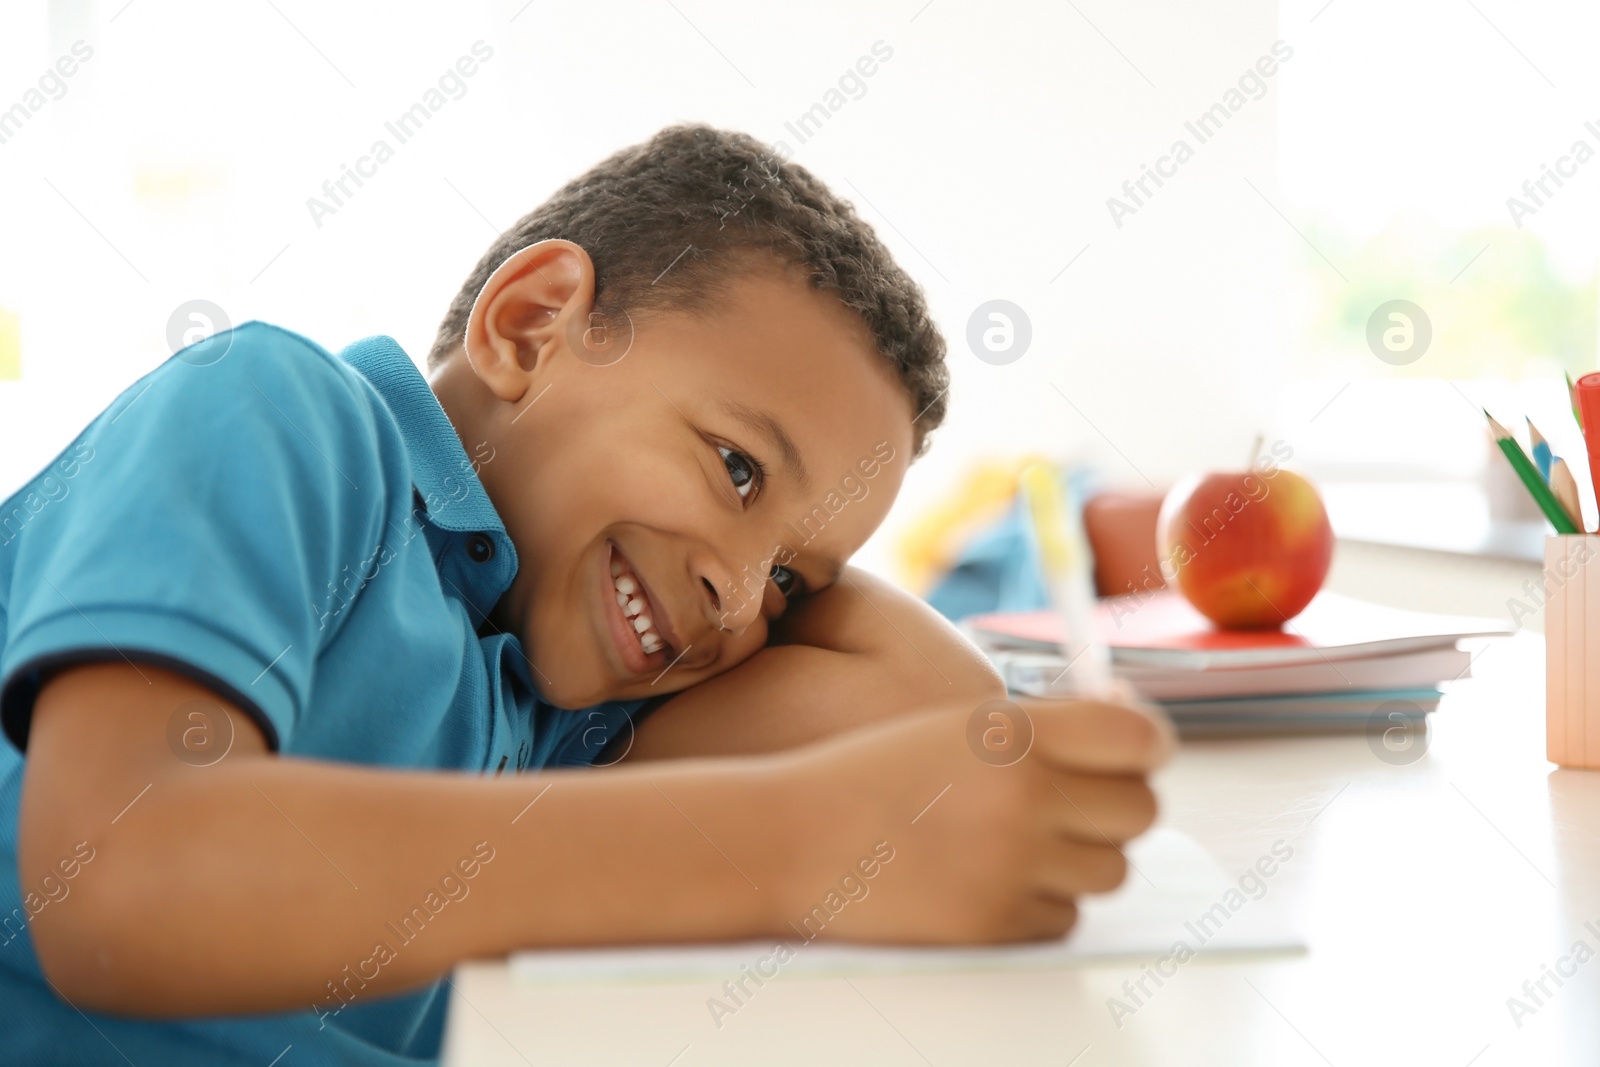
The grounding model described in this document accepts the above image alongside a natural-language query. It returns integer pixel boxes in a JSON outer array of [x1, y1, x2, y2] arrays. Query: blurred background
[[1, 0, 1592, 614]]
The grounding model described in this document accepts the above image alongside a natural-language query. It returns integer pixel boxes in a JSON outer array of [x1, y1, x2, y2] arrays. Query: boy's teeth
[[611, 559, 664, 655]]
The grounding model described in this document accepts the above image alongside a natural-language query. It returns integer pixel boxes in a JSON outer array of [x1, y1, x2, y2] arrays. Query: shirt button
[[466, 533, 495, 563]]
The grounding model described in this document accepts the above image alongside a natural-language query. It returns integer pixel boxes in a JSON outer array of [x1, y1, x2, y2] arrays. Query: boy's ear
[[462, 240, 597, 401]]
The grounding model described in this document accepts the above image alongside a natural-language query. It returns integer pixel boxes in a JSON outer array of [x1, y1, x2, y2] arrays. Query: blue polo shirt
[[0, 323, 643, 1065]]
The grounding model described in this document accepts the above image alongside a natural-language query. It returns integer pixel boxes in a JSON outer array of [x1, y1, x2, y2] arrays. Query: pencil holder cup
[[1546, 535, 1600, 769]]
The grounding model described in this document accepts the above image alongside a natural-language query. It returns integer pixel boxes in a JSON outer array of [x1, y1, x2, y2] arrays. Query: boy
[[1, 125, 1169, 1064]]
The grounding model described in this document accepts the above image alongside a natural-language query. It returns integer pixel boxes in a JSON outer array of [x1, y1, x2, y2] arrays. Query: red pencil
[[1576, 373, 1600, 517]]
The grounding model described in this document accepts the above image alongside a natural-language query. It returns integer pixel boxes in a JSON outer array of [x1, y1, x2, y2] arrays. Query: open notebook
[[510, 828, 1305, 984]]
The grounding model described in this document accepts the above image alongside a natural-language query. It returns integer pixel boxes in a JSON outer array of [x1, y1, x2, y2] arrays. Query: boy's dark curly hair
[[427, 124, 948, 455]]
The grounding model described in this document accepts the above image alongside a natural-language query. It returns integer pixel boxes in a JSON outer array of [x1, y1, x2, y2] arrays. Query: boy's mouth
[[602, 543, 675, 673]]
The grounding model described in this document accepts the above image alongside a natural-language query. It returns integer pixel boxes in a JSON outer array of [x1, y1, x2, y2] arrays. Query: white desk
[[443, 635, 1600, 1066]]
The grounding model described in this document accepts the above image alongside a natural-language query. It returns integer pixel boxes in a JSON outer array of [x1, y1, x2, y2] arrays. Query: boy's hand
[[768, 694, 1173, 944]]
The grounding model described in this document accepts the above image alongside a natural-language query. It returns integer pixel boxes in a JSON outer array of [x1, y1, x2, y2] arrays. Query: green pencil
[[1485, 410, 1580, 534], [1568, 371, 1585, 432]]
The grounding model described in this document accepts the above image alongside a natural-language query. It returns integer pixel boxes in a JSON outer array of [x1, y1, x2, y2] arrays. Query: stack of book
[[964, 591, 1514, 735]]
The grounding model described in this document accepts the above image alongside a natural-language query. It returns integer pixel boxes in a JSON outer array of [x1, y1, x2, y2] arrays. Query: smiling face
[[430, 242, 915, 709]]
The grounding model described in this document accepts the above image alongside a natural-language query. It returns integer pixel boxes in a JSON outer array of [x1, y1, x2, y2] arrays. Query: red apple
[[1155, 467, 1334, 630]]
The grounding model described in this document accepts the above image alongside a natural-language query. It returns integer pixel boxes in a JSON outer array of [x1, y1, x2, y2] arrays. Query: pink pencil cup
[[1546, 535, 1600, 769]]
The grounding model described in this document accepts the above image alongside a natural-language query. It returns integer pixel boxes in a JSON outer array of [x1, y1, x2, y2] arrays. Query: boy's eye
[[770, 564, 799, 600], [717, 445, 760, 501]]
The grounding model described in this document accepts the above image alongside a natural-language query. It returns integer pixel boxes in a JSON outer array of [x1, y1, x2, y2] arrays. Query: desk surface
[[443, 635, 1600, 1066]]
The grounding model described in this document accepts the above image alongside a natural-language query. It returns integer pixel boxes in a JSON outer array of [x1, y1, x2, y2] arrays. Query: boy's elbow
[[910, 636, 1004, 710], [28, 883, 134, 1014], [25, 862, 168, 1016], [16, 818, 136, 1011], [953, 645, 1006, 703]]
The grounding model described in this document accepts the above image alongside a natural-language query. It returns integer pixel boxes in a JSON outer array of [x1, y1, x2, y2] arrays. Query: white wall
[[0, 0, 1288, 580]]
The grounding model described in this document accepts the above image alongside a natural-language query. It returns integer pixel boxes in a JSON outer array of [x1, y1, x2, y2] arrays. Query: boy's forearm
[[628, 567, 1003, 760], [21, 665, 786, 1017]]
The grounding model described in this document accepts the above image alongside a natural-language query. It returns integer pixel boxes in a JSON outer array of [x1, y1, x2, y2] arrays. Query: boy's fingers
[[1013, 895, 1080, 942], [1033, 837, 1130, 897], [978, 896, 1078, 945], [1043, 772, 1159, 844], [1017, 696, 1176, 775], [1102, 677, 1144, 707]]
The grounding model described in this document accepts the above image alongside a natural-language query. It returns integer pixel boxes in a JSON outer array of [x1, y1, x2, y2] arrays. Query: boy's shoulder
[[142, 318, 399, 456], [172, 319, 368, 398], [39, 319, 420, 533]]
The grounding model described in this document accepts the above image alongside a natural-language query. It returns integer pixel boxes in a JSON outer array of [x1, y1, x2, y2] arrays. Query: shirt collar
[[336, 333, 517, 564]]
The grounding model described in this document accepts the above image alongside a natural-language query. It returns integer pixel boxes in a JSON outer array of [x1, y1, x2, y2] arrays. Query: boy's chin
[[535, 661, 713, 711], [530, 674, 609, 712], [530, 670, 663, 711]]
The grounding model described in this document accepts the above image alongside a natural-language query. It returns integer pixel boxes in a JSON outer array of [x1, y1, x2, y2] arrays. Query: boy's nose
[[692, 553, 766, 635], [708, 575, 765, 634]]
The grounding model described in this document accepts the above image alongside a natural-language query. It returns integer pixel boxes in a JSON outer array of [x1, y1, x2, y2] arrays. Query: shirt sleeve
[[0, 324, 394, 753]]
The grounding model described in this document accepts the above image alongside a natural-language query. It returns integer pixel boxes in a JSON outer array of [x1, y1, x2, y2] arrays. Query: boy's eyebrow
[[720, 399, 809, 489]]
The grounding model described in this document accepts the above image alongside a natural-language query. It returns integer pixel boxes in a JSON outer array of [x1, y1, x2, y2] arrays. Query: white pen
[[1017, 463, 1113, 698]]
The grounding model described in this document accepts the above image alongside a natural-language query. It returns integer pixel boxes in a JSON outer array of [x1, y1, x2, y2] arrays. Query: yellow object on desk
[[0, 306, 19, 381]]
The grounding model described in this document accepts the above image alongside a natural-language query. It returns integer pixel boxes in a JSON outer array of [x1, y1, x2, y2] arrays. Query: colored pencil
[[1576, 374, 1600, 521], [1485, 411, 1580, 534], [1529, 419, 1553, 481], [1568, 371, 1585, 432], [1551, 457, 1584, 532]]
